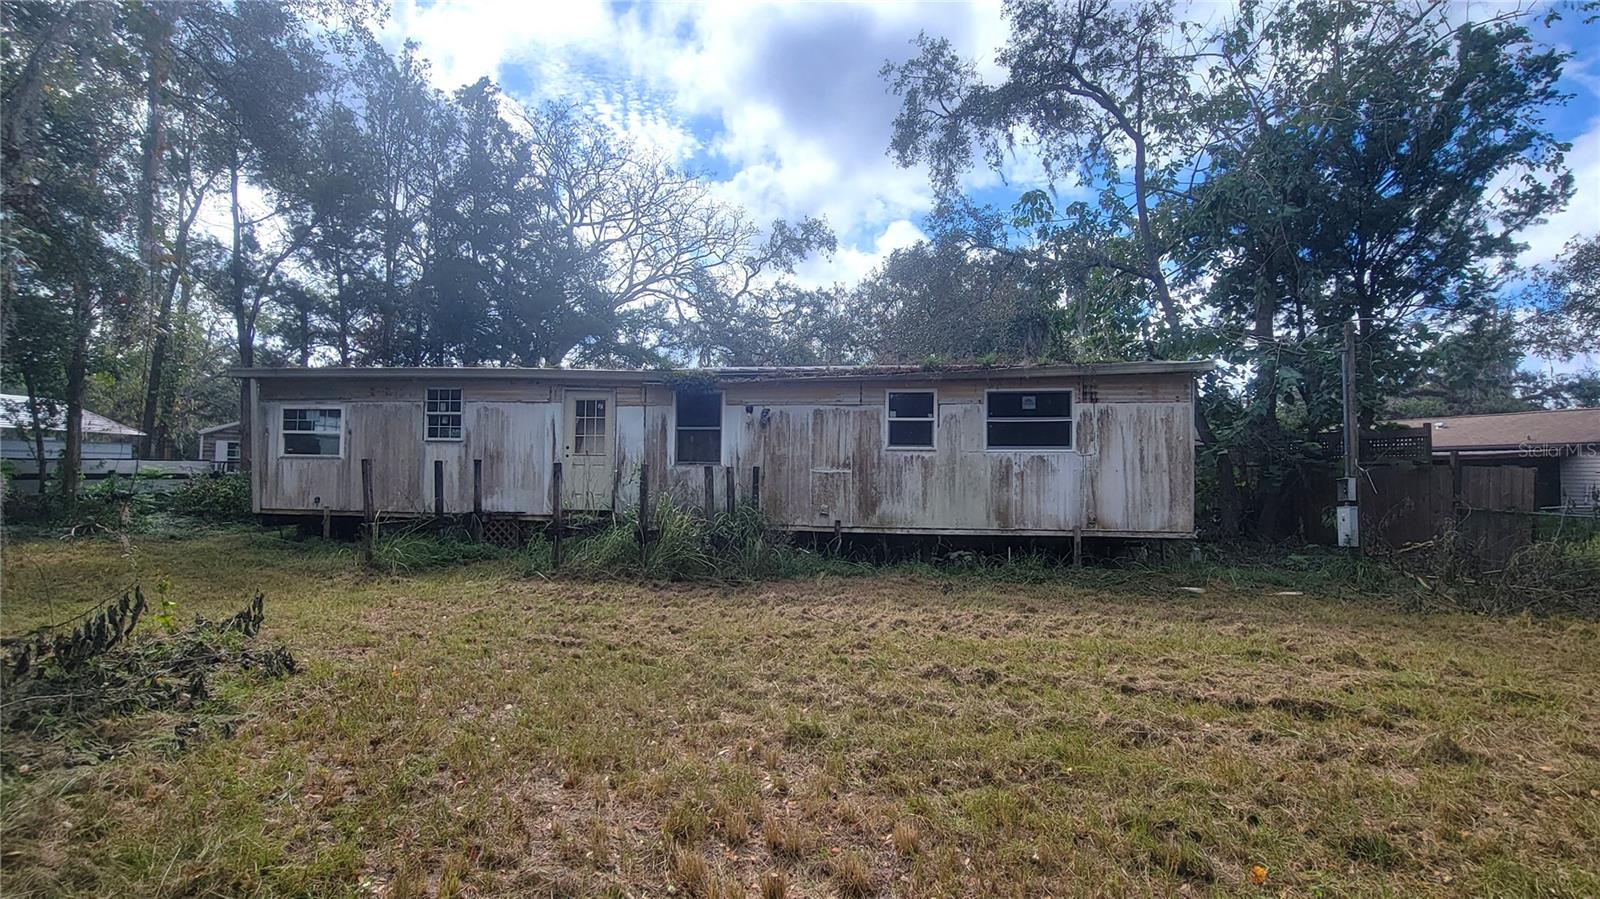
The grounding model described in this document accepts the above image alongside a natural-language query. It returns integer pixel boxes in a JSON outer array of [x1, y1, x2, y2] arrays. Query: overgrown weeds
[[1394, 523, 1600, 615], [4, 472, 254, 537], [366, 522, 508, 575], [0, 586, 297, 770], [528, 498, 860, 582]]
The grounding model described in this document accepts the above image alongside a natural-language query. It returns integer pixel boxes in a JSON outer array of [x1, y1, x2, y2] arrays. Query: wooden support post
[[433, 459, 445, 532], [750, 465, 761, 510], [473, 459, 483, 515], [471, 459, 484, 542], [321, 506, 331, 541], [833, 518, 842, 555], [551, 461, 564, 569], [638, 462, 650, 567], [703, 464, 716, 522], [361, 458, 375, 564], [1073, 526, 1083, 567], [725, 466, 735, 516]]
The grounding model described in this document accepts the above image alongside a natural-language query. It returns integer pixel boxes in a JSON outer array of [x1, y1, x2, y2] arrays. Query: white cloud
[[379, 0, 1010, 285], [794, 218, 929, 288], [1518, 115, 1600, 267]]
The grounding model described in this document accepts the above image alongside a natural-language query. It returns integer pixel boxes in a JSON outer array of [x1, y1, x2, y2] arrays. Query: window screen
[[886, 390, 935, 449], [282, 408, 342, 456], [675, 389, 722, 464], [986, 390, 1072, 449], [426, 387, 463, 440]]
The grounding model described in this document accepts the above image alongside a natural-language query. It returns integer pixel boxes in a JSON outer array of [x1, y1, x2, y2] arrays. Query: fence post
[[361, 458, 375, 565], [703, 464, 715, 522], [638, 462, 650, 568], [725, 466, 736, 516], [552, 461, 564, 569]]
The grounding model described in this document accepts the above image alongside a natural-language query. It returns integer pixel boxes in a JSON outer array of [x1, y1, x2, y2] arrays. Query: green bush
[[170, 473, 252, 521]]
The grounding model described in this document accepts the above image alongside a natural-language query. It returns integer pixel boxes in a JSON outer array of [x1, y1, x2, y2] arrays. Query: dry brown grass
[[891, 819, 920, 856], [2, 532, 1598, 897], [827, 847, 876, 895]]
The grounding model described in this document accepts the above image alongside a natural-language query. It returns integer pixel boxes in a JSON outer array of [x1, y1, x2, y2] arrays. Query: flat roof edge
[[227, 360, 1215, 381]]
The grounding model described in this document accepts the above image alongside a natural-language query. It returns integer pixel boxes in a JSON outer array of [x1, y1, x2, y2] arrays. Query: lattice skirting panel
[[481, 517, 533, 548]]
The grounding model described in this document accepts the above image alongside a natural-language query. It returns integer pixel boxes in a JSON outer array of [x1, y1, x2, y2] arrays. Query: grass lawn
[[2, 531, 1597, 897]]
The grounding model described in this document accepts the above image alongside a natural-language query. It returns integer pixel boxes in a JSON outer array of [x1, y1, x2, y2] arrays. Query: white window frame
[[884, 388, 937, 451], [279, 406, 346, 459], [983, 389, 1074, 452], [424, 387, 464, 442], [672, 389, 724, 466]]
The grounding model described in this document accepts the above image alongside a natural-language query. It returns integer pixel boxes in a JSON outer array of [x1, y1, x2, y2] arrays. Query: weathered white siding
[[1561, 453, 1600, 510], [249, 369, 1198, 536]]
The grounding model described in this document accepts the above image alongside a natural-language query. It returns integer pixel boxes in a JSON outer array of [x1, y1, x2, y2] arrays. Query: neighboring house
[[231, 361, 1211, 540], [1392, 408, 1600, 511], [0, 394, 143, 464], [198, 421, 242, 471]]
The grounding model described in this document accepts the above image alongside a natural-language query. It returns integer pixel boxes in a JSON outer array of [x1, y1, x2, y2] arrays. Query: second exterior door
[[562, 390, 616, 511]]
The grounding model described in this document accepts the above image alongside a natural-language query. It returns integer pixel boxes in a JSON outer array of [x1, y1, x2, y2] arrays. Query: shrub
[[170, 472, 253, 521]]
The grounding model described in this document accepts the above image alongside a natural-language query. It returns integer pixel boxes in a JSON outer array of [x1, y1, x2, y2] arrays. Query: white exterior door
[[562, 391, 616, 511]]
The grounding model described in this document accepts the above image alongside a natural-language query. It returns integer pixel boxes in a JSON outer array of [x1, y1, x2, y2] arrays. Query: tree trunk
[[60, 279, 92, 501], [136, 7, 173, 458], [229, 145, 254, 474], [21, 374, 50, 488]]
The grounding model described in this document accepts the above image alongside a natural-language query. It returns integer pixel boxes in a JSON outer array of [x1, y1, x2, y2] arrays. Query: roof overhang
[[228, 360, 1215, 384]]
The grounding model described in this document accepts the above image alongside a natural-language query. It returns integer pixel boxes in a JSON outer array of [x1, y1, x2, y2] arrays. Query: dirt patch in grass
[[2, 533, 1598, 897]]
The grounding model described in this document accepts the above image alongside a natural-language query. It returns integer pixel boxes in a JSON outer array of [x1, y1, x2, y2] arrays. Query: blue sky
[[378, 1, 1600, 317]]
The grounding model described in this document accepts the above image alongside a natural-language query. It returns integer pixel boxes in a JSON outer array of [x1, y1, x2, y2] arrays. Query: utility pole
[[1338, 320, 1361, 555]]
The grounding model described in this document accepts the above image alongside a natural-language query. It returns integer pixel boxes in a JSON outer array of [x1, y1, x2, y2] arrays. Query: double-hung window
[[426, 387, 463, 440], [675, 389, 722, 465], [281, 408, 343, 456], [886, 390, 936, 449], [985, 390, 1073, 450]]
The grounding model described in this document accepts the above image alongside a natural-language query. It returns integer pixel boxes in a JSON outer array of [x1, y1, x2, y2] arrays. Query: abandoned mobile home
[[230, 362, 1210, 541]]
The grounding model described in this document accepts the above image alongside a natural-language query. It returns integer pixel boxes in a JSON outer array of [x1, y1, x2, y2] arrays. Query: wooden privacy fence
[[1300, 463, 1537, 566]]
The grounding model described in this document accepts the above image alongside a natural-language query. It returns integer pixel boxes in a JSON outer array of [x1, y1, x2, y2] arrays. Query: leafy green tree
[[1526, 234, 1600, 360], [885, 0, 1576, 535]]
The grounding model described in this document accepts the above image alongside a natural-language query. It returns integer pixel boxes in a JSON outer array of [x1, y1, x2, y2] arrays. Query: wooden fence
[[1300, 463, 1537, 565]]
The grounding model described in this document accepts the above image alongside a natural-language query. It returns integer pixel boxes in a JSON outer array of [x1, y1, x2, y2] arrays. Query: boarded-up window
[[675, 389, 722, 465], [986, 390, 1072, 449], [426, 387, 463, 440], [886, 390, 935, 449], [282, 408, 342, 456]]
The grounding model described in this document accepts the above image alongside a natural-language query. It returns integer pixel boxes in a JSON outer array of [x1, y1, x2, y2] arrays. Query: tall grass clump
[[368, 523, 508, 575], [528, 497, 848, 582]]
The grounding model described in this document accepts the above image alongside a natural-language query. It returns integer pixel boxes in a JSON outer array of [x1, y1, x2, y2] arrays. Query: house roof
[[198, 420, 240, 435], [228, 360, 1214, 384], [0, 394, 144, 438], [1392, 408, 1600, 452]]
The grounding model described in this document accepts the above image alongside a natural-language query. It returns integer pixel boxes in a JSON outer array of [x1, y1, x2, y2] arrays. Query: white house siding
[[1561, 452, 1600, 510], [3, 437, 136, 461]]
